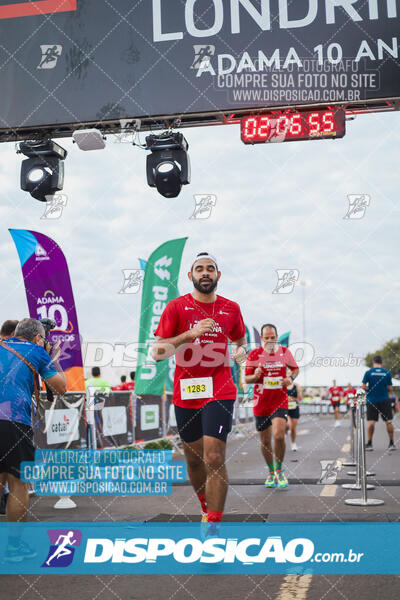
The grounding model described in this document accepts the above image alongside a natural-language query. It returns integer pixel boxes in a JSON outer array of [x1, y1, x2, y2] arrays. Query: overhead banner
[[9, 229, 85, 391], [134, 237, 187, 396], [1, 1, 400, 138]]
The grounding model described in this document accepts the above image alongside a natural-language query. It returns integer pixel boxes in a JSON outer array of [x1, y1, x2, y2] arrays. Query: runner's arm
[[245, 369, 262, 384], [283, 368, 299, 387], [297, 385, 303, 402], [151, 331, 196, 361], [230, 336, 247, 364], [244, 350, 261, 384], [151, 319, 215, 361]]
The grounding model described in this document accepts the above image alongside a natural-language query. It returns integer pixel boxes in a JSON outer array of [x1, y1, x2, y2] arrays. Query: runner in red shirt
[[125, 371, 135, 391], [327, 380, 343, 427], [152, 252, 247, 531], [245, 324, 299, 489], [112, 375, 129, 391], [343, 383, 357, 416]]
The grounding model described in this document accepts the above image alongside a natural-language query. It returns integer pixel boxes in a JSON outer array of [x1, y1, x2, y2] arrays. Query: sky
[[0, 109, 399, 385]]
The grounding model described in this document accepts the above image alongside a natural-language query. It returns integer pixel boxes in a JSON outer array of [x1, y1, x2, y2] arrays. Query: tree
[[365, 337, 400, 379]]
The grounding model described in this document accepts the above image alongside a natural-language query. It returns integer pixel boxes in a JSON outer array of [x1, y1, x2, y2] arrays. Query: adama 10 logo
[[0, 0, 77, 20]]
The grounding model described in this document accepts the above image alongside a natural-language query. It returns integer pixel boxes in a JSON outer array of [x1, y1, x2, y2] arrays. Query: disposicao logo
[[83, 536, 314, 565], [42, 529, 82, 568], [0, 0, 77, 20]]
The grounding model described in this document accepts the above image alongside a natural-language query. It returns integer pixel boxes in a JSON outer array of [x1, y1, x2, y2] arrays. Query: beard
[[192, 276, 218, 295]]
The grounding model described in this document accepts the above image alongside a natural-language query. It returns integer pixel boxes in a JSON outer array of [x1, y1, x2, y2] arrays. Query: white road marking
[[320, 485, 338, 497]]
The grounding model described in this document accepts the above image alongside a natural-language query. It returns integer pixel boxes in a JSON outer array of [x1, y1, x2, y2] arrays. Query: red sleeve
[[285, 349, 298, 370], [228, 304, 246, 342], [245, 349, 258, 376], [154, 300, 179, 338]]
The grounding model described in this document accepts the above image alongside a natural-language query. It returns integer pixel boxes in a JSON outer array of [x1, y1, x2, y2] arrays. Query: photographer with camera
[[0, 318, 66, 561]]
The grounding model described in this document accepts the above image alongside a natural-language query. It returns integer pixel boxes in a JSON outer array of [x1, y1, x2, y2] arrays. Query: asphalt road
[[0, 413, 399, 599]]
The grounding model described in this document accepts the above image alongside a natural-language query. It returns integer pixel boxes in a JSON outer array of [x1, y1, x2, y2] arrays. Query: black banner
[[1, 0, 400, 137]]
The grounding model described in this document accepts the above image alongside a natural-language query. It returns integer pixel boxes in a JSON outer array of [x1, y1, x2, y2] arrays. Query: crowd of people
[[84, 367, 135, 392], [0, 252, 397, 550]]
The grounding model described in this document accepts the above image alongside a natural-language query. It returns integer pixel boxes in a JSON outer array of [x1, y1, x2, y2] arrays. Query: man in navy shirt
[[362, 355, 394, 451], [0, 318, 66, 561]]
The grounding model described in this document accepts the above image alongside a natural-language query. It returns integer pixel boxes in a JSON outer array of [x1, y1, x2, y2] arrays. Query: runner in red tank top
[[152, 252, 247, 534]]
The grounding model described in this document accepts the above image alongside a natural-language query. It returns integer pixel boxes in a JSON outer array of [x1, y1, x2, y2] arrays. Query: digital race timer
[[241, 109, 346, 144]]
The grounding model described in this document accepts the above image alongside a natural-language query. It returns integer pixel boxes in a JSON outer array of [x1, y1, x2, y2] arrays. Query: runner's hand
[[190, 318, 215, 338], [230, 346, 247, 364], [282, 377, 292, 387], [254, 366, 262, 380]]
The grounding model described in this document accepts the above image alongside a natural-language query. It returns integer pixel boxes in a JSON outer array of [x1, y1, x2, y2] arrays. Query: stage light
[[146, 131, 190, 198], [18, 139, 67, 202], [27, 168, 46, 183]]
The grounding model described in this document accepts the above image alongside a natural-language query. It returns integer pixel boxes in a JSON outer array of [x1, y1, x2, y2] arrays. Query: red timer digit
[[241, 109, 345, 144]]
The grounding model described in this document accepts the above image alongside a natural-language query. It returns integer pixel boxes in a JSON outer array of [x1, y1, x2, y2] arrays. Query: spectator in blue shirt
[[362, 355, 394, 451], [0, 319, 19, 516], [0, 318, 66, 562]]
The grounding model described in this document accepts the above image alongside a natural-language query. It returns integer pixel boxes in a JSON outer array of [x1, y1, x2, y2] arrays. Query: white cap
[[191, 252, 218, 270]]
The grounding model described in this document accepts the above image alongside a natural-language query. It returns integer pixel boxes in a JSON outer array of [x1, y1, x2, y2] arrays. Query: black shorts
[[174, 400, 235, 443], [366, 401, 393, 423], [255, 408, 288, 432], [288, 406, 300, 419], [0, 420, 35, 479]]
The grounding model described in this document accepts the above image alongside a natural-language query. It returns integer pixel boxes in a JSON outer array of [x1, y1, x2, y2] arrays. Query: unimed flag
[[135, 238, 187, 396]]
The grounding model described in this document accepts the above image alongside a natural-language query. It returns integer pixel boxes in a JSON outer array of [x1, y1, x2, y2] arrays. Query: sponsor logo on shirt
[[189, 320, 223, 334]]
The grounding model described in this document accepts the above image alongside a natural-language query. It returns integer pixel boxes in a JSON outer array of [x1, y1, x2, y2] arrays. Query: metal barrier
[[299, 402, 349, 415], [344, 389, 384, 507], [232, 396, 254, 438], [342, 394, 356, 467]]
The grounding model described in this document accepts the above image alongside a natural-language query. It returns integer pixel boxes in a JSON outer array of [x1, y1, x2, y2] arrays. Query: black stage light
[[19, 139, 67, 202], [146, 131, 190, 198]]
